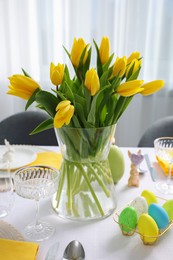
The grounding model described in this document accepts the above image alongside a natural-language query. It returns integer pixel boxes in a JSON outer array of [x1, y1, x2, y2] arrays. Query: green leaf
[[64, 65, 72, 84], [63, 45, 71, 61], [105, 94, 118, 125], [78, 44, 90, 68], [127, 67, 141, 81], [35, 91, 58, 117], [30, 118, 54, 135], [93, 39, 103, 78], [52, 89, 66, 101], [25, 88, 40, 111], [117, 96, 133, 120], [74, 93, 85, 107], [71, 115, 82, 128], [95, 86, 113, 126], [83, 46, 92, 72], [21, 68, 31, 78], [113, 96, 132, 123], [87, 85, 110, 126], [59, 81, 74, 103], [83, 85, 91, 115], [102, 53, 114, 72], [100, 68, 112, 88], [100, 105, 107, 125], [75, 102, 93, 128], [111, 77, 122, 92]]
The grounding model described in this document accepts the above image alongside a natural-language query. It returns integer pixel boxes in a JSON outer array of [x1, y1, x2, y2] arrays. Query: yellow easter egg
[[138, 213, 159, 244], [141, 190, 158, 206], [163, 200, 173, 221]]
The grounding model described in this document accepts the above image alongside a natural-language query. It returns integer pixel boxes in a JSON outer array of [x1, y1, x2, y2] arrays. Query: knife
[[45, 241, 59, 260], [144, 154, 157, 182]]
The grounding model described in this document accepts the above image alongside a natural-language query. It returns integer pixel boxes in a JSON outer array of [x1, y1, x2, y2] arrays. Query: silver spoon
[[63, 240, 85, 260]]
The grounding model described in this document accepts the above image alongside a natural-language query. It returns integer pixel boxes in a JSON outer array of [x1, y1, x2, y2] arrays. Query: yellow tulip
[[117, 80, 144, 97], [54, 100, 74, 128], [71, 38, 88, 68], [127, 51, 140, 64], [50, 62, 64, 86], [113, 56, 127, 77], [84, 68, 100, 96], [7, 74, 40, 100], [140, 80, 164, 96], [99, 36, 110, 65], [126, 58, 142, 78]]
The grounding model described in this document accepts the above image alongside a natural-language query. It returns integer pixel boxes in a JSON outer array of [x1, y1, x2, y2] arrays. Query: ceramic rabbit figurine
[[128, 150, 144, 187]]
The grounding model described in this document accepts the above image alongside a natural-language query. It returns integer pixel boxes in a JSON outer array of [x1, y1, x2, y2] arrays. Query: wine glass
[[154, 137, 173, 194], [0, 175, 14, 218], [13, 165, 59, 241]]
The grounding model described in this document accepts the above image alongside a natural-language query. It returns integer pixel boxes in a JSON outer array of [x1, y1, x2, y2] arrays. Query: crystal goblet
[[0, 175, 14, 218], [154, 137, 173, 194], [13, 166, 59, 241]]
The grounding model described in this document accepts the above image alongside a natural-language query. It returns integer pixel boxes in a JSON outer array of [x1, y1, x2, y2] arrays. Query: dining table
[[1, 145, 173, 260]]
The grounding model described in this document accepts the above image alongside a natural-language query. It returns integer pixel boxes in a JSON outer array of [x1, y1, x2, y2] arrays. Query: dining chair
[[0, 111, 58, 146], [138, 116, 173, 147]]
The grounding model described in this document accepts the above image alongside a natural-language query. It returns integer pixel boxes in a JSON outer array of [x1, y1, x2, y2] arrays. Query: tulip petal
[[99, 36, 110, 65], [50, 63, 64, 86], [127, 51, 140, 64], [54, 100, 74, 128], [117, 80, 144, 97], [7, 75, 40, 100], [140, 80, 165, 96]]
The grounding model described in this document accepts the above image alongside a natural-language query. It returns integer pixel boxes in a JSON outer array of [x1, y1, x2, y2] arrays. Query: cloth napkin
[[0, 238, 38, 260], [28, 151, 62, 170]]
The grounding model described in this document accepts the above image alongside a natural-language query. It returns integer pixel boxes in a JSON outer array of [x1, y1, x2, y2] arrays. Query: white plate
[[0, 146, 37, 170]]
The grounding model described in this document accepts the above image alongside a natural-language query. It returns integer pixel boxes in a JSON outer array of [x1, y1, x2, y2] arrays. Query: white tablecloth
[[4, 147, 173, 260]]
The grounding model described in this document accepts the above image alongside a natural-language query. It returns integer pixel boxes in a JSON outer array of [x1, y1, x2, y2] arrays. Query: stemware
[[0, 176, 14, 218], [13, 165, 59, 241], [0, 139, 15, 218], [154, 137, 173, 194]]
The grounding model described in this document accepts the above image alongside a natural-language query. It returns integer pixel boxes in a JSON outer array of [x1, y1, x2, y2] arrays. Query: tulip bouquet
[[7, 37, 164, 133], [7, 37, 164, 219]]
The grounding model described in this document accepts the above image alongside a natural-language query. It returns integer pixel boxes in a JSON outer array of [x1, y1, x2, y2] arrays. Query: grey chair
[[138, 116, 173, 147], [0, 111, 58, 146]]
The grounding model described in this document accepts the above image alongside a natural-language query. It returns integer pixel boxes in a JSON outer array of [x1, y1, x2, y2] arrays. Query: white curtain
[[0, 0, 173, 146]]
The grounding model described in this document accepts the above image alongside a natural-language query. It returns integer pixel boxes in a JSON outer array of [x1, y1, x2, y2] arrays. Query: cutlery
[[63, 240, 85, 260], [144, 154, 157, 182], [45, 241, 59, 260]]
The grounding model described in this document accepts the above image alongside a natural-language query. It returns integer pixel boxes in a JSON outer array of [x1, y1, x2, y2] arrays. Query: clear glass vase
[[52, 125, 117, 221]]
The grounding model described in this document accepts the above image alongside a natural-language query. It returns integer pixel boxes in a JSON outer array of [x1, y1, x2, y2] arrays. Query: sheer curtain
[[0, 0, 173, 146]]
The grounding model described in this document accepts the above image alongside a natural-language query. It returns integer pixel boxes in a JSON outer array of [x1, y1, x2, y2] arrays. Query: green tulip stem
[[66, 164, 72, 213], [94, 162, 113, 184], [88, 164, 110, 197], [55, 163, 66, 208], [78, 164, 104, 217]]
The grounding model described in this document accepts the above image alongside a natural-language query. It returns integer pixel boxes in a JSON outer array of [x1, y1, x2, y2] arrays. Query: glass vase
[[52, 125, 117, 221]]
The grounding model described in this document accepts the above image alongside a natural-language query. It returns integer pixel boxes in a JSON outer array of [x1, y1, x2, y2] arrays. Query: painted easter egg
[[141, 190, 158, 206], [148, 203, 169, 230], [138, 213, 159, 244], [118, 206, 138, 235], [162, 200, 173, 221], [130, 196, 148, 218]]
